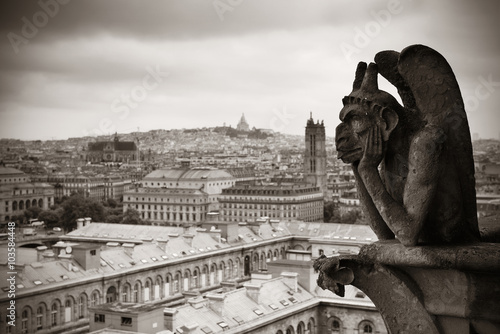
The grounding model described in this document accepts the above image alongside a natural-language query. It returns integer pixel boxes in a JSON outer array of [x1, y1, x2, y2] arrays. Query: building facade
[[219, 184, 324, 222], [32, 175, 133, 202], [0, 221, 383, 334], [0, 167, 54, 223], [85, 134, 138, 164], [237, 114, 250, 132]]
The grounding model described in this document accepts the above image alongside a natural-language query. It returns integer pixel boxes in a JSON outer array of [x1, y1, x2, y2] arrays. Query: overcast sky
[[0, 0, 499, 141]]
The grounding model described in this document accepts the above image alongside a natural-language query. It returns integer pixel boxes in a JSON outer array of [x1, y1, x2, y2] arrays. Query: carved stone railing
[[314, 240, 500, 334]]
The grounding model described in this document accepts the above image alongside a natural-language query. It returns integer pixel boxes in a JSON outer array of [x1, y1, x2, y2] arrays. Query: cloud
[[0, 0, 499, 140]]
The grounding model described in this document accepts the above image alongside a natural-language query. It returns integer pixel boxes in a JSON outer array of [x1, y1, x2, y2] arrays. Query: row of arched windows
[[327, 316, 376, 334], [13, 294, 88, 333], [11, 198, 44, 211], [275, 318, 316, 334]]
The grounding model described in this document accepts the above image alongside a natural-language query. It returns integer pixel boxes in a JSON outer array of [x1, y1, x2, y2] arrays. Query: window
[[121, 317, 132, 326], [36, 307, 44, 330], [359, 321, 374, 333], [51, 303, 58, 326], [90, 250, 96, 256], [94, 314, 105, 323]]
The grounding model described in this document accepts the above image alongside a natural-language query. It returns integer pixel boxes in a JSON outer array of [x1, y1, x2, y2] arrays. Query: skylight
[[217, 322, 229, 329], [253, 309, 264, 316], [141, 259, 148, 264], [201, 326, 213, 334], [151, 257, 158, 262], [280, 300, 289, 306], [288, 297, 297, 304], [34, 280, 43, 285], [233, 316, 244, 324], [269, 304, 279, 310], [161, 255, 168, 260]]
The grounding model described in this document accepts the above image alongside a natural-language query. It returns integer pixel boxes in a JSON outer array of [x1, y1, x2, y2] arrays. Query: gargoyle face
[[335, 104, 374, 163]]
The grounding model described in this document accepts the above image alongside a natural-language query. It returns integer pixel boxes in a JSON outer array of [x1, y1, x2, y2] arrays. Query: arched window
[[91, 291, 100, 307], [32, 199, 37, 207], [183, 270, 191, 292], [227, 259, 233, 279], [21, 308, 30, 334], [51, 302, 59, 326], [286, 325, 295, 334], [297, 321, 305, 334], [192, 267, 200, 288], [308, 317, 316, 334], [122, 284, 130, 302], [64, 299, 73, 323], [36, 305, 45, 330], [133, 283, 140, 302], [25, 200, 30, 209], [328, 317, 342, 333], [155, 276, 163, 300], [359, 321, 374, 333], [106, 286, 117, 303], [174, 272, 181, 293], [38, 198, 43, 207], [13, 201, 17, 211], [78, 294, 87, 319], [19, 200, 24, 210]]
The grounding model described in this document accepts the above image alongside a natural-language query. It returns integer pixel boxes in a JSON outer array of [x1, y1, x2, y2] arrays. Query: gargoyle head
[[313, 255, 354, 297], [335, 62, 403, 163]]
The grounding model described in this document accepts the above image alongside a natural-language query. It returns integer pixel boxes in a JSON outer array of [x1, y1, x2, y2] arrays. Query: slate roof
[[173, 276, 316, 334], [145, 168, 233, 181]]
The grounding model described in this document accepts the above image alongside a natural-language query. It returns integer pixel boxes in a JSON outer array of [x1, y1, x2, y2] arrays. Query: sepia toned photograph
[[0, 1, 499, 333]]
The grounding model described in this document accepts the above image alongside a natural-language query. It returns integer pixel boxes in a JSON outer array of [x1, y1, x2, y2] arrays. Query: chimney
[[163, 308, 177, 331], [221, 281, 237, 293], [244, 283, 261, 304], [281, 272, 298, 293], [36, 246, 48, 262], [206, 293, 226, 317], [183, 234, 195, 247], [84, 217, 92, 226], [123, 243, 135, 257], [76, 218, 84, 229], [157, 238, 169, 251], [187, 297, 206, 310]]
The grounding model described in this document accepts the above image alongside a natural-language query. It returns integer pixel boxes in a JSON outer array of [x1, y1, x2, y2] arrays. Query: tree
[[60, 194, 105, 232], [122, 208, 143, 225], [104, 198, 118, 208], [324, 202, 341, 224], [105, 214, 123, 224], [341, 210, 362, 225], [38, 209, 62, 228], [24, 206, 42, 222]]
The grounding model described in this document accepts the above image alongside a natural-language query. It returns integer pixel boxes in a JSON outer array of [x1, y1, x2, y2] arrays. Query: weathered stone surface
[[335, 44, 480, 246], [317, 45, 500, 334]]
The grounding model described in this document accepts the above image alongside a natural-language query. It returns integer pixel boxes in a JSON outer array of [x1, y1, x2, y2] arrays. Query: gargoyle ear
[[331, 267, 354, 285], [380, 107, 399, 141]]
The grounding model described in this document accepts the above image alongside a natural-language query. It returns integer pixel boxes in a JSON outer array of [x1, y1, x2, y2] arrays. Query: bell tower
[[304, 112, 327, 199]]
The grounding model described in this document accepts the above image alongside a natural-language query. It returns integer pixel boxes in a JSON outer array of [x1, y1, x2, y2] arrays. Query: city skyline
[[1, 0, 499, 141]]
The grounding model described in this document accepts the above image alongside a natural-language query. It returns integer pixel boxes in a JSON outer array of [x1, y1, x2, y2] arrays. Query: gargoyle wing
[[380, 44, 479, 241]]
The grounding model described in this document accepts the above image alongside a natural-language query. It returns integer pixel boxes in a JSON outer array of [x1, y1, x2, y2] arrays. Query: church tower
[[304, 113, 327, 198]]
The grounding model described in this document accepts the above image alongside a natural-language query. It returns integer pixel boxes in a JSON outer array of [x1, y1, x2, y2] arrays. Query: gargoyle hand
[[359, 125, 383, 171], [313, 255, 354, 297]]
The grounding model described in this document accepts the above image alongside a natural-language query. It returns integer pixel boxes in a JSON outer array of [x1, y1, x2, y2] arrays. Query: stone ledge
[[358, 240, 500, 273]]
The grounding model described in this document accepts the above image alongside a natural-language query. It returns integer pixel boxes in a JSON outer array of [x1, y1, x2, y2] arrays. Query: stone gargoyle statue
[[334, 44, 481, 247]]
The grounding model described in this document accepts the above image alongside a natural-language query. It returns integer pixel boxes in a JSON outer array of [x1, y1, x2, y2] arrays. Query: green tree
[[122, 208, 143, 225], [105, 214, 123, 224], [60, 194, 105, 232]]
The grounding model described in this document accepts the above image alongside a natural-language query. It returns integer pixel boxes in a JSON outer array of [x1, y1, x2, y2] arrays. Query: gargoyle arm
[[352, 164, 395, 240], [358, 125, 443, 246]]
